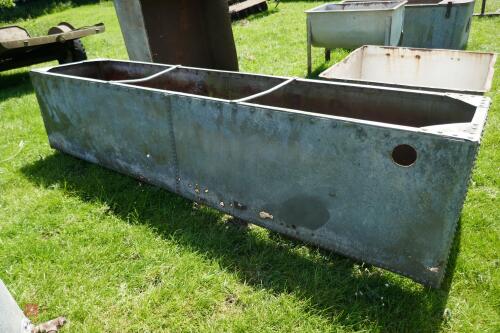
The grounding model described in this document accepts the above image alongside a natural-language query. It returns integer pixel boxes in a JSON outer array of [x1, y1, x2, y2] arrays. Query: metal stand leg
[[307, 17, 312, 76], [325, 49, 331, 62]]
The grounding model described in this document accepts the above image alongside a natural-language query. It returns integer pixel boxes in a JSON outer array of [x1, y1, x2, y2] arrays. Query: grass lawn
[[0, 1, 499, 332]]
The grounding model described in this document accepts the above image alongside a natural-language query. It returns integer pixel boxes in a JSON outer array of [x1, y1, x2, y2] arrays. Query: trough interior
[[48, 60, 169, 81], [247, 80, 476, 127], [119, 67, 288, 100], [48, 60, 476, 128], [324, 46, 494, 92], [49, 61, 287, 101]]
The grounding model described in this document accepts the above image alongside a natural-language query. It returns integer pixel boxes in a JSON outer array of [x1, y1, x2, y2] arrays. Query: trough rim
[[305, 1, 407, 13], [319, 45, 498, 96], [31, 58, 489, 144]]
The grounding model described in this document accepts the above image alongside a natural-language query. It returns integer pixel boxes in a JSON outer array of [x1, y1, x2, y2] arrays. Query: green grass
[[1, 2, 499, 332]]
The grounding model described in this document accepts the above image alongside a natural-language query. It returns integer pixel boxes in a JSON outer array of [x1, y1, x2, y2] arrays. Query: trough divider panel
[[232, 77, 296, 103], [112, 65, 181, 83]]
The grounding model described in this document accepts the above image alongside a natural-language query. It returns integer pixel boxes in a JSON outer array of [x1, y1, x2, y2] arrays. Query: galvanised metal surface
[[30, 59, 490, 288], [306, 1, 406, 74], [0, 280, 32, 333], [319, 45, 497, 95], [401, 0, 475, 49], [113, 0, 239, 71]]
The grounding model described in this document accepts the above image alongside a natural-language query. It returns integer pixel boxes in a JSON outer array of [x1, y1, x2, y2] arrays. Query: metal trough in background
[[306, 1, 406, 75], [402, 0, 475, 49], [320, 45, 497, 95], [113, 0, 238, 71], [31, 59, 490, 288], [342, 0, 475, 49]]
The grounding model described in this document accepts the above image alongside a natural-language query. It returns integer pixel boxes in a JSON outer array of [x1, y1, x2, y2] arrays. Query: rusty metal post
[[114, 0, 239, 71]]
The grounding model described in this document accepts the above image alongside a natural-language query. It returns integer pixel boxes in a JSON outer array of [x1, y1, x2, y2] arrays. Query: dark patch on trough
[[278, 196, 330, 231]]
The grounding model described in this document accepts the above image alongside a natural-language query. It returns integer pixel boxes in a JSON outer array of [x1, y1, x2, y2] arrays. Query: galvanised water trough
[[342, 0, 475, 49], [31, 59, 490, 288], [401, 0, 475, 49], [320, 45, 497, 95], [306, 1, 406, 75]]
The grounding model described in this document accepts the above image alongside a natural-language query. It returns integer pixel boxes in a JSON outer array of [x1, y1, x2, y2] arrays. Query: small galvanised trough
[[342, 0, 476, 49], [306, 1, 406, 74], [320, 45, 497, 95], [401, 0, 475, 49], [31, 59, 491, 288]]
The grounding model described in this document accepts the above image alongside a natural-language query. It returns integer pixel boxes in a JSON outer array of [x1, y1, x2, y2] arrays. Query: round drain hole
[[392, 144, 417, 167]]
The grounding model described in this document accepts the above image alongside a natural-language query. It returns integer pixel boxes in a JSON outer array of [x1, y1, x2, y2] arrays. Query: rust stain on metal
[[116, 0, 239, 71], [259, 211, 274, 220]]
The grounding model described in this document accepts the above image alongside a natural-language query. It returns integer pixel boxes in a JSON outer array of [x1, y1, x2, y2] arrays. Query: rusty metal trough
[[30, 59, 490, 288]]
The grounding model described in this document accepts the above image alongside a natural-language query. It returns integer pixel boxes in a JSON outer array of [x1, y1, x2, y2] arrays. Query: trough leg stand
[[307, 16, 312, 76], [325, 49, 331, 62]]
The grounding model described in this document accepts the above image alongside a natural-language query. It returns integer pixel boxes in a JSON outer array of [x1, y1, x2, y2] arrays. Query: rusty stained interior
[[48, 60, 476, 128], [126, 67, 287, 101], [248, 80, 475, 127], [49, 60, 171, 81], [138, 0, 239, 71]]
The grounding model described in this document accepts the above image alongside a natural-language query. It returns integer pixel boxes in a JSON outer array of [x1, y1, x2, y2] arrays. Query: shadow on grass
[[0, 70, 33, 102], [21, 152, 458, 332]]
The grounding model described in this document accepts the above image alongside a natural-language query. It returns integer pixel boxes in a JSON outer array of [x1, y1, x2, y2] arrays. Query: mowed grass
[[0, 2, 499, 332]]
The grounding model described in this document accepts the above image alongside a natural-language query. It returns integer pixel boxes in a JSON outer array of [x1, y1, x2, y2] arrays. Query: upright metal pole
[[481, 0, 486, 16]]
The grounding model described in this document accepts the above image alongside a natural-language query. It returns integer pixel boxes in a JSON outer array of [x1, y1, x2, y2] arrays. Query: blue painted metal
[[401, 0, 475, 49], [30, 59, 490, 288]]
